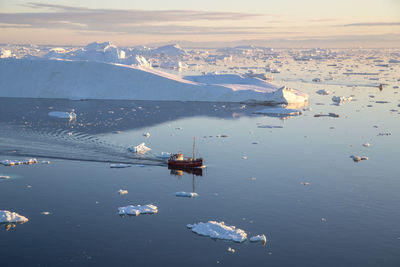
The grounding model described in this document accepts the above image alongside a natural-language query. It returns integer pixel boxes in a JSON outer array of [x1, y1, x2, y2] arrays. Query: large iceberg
[[0, 59, 308, 104]]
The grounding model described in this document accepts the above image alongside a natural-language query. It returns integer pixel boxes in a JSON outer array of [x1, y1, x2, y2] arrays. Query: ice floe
[[110, 163, 131, 168], [332, 96, 352, 104], [187, 221, 247, 243], [316, 89, 330, 95], [129, 143, 151, 154], [48, 111, 77, 120], [118, 204, 158, 216], [1, 158, 38, 166], [0, 210, 29, 223], [350, 155, 369, 162], [175, 192, 198, 198], [249, 234, 267, 243], [118, 189, 128, 195], [314, 113, 340, 118]]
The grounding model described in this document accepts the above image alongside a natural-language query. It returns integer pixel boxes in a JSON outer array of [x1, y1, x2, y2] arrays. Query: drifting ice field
[[0, 45, 399, 266]]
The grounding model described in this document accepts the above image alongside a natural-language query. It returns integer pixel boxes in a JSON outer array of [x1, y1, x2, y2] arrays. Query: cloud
[[0, 2, 267, 35], [343, 22, 400, 27]]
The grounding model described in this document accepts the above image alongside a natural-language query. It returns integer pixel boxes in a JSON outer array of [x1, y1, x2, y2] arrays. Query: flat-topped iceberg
[[118, 204, 158, 216], [187, 221, 247, 242], [0, 59, 308, 105], [0, 210, 29, 223]]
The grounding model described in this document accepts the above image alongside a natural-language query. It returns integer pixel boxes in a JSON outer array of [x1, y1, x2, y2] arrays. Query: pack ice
[[187, 221, 247, 242], [0, 210, 29, 223]]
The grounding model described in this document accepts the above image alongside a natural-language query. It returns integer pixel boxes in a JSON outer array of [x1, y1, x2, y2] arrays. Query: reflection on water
[[1, 222, 27, 231]]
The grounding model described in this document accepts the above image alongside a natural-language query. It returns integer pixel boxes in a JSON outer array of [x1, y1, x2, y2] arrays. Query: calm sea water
[[0, 77, 399, 266]]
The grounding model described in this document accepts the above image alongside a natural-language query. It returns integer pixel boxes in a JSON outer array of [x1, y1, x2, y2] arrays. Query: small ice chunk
[[332, 96, 352, 103], [0, 175, 10, 179], [314, 113, 340, 118], [316, 89, 330, 95], [0, 210, 29, 223], [350, 155, 369, 162], [249, 234, 267, 243], [48, 111, 77, 120], [110, 163, 131, 168], [187, 221, 247, 243], [118, 204, 158, 216], [129, 143, 151, 154], [175, 192, 198, 198], [363, 143, 370, 147], [118, 189, 128, 195]]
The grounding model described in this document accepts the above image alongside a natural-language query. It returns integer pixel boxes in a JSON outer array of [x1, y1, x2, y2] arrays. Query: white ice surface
[[0, 210, 29, 223], [0, 59, 308, 104], [187, 221, 247, 242], [118, 204, 158, 216], [175, 192, 198, 198]]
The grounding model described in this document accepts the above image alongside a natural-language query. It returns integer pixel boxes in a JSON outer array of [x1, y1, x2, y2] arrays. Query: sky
[[0, 0, 399, 47]]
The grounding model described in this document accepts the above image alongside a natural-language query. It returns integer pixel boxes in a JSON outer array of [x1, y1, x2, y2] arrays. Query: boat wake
[[0, 125, 166, 166]]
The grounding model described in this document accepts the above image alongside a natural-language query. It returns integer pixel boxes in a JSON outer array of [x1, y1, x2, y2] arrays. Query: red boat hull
[[168, 158, 203, 168]]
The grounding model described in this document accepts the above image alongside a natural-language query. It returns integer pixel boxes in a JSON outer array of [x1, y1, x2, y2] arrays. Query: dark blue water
[[0, 93, 399, 266]]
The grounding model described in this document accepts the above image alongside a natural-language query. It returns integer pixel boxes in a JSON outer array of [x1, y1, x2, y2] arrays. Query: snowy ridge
[[0, 58, 308, 104]]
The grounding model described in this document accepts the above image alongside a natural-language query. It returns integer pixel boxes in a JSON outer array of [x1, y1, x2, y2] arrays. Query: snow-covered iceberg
[[0, 59, 308, 105], [0, 210, 29, 223], [129, 143, 151, 154], [118, 204, 158, 216], [187, 221, 247, 242]]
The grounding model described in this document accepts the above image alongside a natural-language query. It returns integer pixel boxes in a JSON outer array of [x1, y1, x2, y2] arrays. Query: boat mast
[[193, 136, 196, 159]]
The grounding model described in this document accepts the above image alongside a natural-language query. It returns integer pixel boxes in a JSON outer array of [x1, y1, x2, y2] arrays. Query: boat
[[168, 137, 203, 169]]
